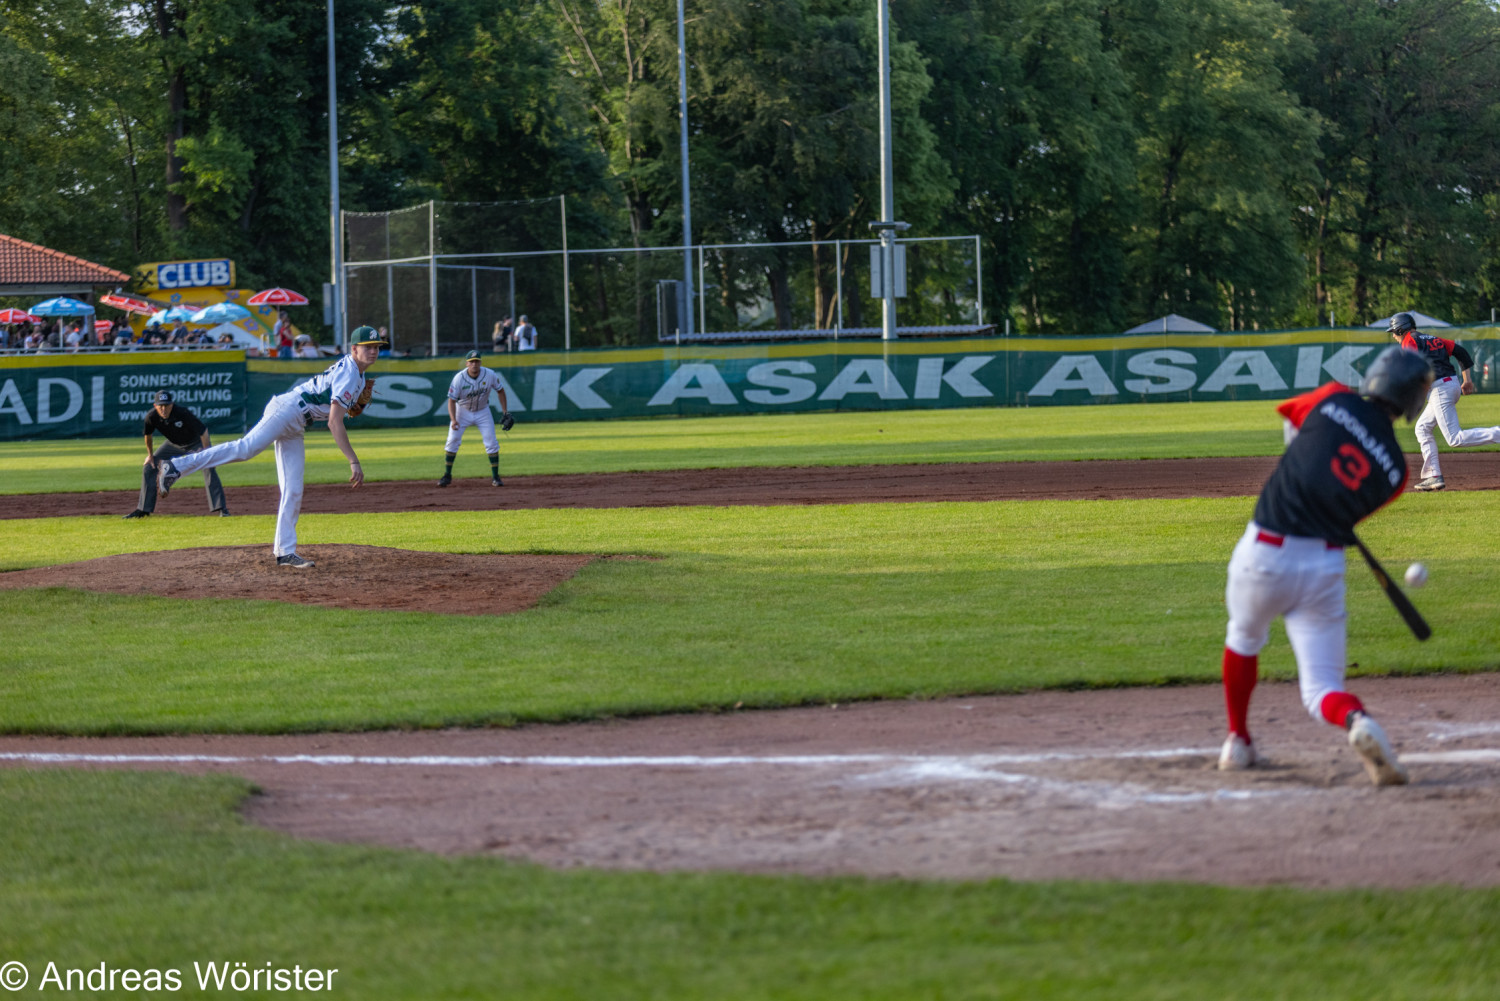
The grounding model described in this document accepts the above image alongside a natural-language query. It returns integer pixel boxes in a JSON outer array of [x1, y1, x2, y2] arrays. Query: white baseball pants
[[1415, 375, 1500, 478], [1224, 522, 1349, 721], [445, 406, 498, 455], [169, 395, 308, 557]]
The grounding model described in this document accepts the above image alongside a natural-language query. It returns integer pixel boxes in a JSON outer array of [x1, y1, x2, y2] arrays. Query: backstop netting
[[343, 199, 986, 354]]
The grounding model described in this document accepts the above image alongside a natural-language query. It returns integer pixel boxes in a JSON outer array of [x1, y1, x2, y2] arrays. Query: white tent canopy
[[1368, 311, 1451, 329], [1124, 313, 1217, 333]]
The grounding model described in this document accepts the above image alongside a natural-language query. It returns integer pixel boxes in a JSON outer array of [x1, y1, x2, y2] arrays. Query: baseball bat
[[1351, 535, 1432, 641]]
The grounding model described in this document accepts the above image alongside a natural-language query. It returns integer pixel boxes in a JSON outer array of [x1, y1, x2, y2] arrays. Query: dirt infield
[[4, 676, 1500, 888], [13, 451, 1500, 519], [4, 453, 1500, 888], [0, 545, 599, 615]]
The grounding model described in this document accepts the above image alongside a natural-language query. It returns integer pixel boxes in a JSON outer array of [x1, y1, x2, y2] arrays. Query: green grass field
[[3, 400, 1499, 998], [8, 395, 1500, 493]]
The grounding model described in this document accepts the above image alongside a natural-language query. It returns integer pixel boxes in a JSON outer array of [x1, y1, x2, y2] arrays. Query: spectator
[[515, 314, 536, 351], [217, 332, 235, 346], [64, 323, 84, 352], [492, 316, 514, 353], [293, 334, 320, 358], [23, 329, 41, 351], [93, 324, 112, 349], [169, 320, 190, 345], [274, 310, 293, 358]]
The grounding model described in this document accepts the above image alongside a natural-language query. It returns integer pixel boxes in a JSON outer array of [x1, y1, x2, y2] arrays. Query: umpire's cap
[[1362, 346, 1433, 422], [465, 349, 482, 361], [1388, 312, 1417, 338], [350, 325, 389, 347], [154, 390, 173, 405]]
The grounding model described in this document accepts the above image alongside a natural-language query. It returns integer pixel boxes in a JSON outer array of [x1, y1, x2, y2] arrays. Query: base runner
[[157, 326, 386, 568], [437, 350, 513, 487], [1388, 311, 1500, 491], [1217, 346, 1433, 786]]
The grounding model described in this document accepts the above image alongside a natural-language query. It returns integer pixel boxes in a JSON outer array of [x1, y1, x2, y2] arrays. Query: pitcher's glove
[[500, 411, 515, 432], [348, 377, 375, 417]]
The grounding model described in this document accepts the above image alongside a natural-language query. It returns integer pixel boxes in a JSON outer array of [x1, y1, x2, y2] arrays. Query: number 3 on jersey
[[1331, 442, 1371, 490]]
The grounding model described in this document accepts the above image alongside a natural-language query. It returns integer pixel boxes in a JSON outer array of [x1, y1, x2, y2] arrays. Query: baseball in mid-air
[[1404, 562, 1429, 589]]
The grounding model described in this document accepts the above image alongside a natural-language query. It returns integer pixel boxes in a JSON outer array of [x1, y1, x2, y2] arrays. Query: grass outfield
[[1, 495, 1495, 733], [8, 396, 1500, 494], [1, 769, 1496, 1001]]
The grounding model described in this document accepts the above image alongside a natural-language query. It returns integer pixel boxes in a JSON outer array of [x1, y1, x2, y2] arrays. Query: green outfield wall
[[6, 331, 1499, 439], [0, 350, 247, 441]]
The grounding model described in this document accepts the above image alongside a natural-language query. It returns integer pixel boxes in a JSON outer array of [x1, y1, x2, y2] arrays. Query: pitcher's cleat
[[1218, 733, 1258, 771], [275, 553, 316, 569], [157, 459, 181, 496], [1412, 475, 1445, 492], [437, 474, 452, 487], [491, 475, 503, 487], [1347, 712, 1409, 786], [122, 509, 149, 520]]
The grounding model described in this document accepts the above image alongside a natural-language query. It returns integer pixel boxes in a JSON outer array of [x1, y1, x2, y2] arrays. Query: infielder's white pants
[[170, 395, 308, 557], [1224, 522, 1349, 721], [1415, 376, 1500, 478], [444, 407, 498, 454]]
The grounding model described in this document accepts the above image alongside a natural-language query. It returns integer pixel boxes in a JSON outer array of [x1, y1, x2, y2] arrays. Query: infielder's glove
[[500, 411, 515, 432], [348, 377, 375, 417]]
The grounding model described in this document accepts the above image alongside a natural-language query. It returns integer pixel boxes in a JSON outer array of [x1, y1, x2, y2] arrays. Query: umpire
[[123, 390, 229, 519]]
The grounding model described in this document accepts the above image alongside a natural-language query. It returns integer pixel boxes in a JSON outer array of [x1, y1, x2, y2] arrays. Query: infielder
[[1388, 311, 1500, 491], [437, 349, 513, 487], [1218, 346, 1432, 786], [157, 326, 386, 568]]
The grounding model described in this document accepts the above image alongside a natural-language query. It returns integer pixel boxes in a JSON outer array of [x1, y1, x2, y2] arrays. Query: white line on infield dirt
[[0, 749, 1216, 768]]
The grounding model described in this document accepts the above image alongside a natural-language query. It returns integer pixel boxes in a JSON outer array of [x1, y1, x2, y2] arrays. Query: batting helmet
[[1362, 346, 1433, 421], [1387, 312, 1417, 338]]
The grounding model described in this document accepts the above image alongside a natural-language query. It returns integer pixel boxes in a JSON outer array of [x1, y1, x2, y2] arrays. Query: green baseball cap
[[350, 325, 389, 346], [465, 349, 482, 361]]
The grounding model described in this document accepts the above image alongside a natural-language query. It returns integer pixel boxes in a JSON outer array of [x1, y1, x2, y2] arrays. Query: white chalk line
[[0, 748, 1214, 769]]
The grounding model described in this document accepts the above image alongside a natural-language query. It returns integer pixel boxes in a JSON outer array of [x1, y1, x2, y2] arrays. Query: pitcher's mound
[[0, 545, 603, 615]]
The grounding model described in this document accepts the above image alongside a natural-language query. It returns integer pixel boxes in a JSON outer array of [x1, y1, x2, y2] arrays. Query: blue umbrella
[[188, 302, 253, 324], [148, 306, 197, 325], [29, 296, 96, 316]]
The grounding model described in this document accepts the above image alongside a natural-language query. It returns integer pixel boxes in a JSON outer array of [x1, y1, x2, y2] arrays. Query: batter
[[437, 350, 512, 487], [1218, 346, 1433, 786], [157, 326, 387, 568], [1388, 311, 1500, 491]]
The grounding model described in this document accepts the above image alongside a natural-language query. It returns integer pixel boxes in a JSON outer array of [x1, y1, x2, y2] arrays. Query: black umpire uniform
[[123, 390, 229, 518]]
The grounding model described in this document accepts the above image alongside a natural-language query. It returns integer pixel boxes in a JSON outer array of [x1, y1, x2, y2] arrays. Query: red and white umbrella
[[95, 319, 115, 333], [0, 308, 38, 324], [246, 287, 309, 306], [99, 293, 158, 315]]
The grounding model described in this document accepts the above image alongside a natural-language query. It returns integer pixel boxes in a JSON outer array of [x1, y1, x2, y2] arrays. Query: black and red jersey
[[1399, 331, 1460, 379], [1254, 384, 1407, 546]]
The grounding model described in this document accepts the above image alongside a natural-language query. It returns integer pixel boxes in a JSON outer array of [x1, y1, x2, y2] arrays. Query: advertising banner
[[9, 328, 1498, 440], [0, 351, 247, 441], [246, 328, 1500, 427]]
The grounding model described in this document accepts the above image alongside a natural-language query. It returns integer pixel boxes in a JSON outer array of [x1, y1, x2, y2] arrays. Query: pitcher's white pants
[[1224, 522, 1349, 721], [169, 395, 308, 557], [1415, 375, 1500, 478], [444, 407, 498, 454]]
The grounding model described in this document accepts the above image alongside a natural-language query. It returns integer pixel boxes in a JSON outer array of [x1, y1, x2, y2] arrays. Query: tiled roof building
[[0, 233, 131, 295]]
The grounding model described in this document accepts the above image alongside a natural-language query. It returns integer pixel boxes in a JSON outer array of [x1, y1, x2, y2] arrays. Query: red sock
[[1319, 691, 1364, 728], [1222, 648, 1258, 739]]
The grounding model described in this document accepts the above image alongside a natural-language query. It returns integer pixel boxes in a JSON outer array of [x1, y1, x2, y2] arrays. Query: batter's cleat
[[1217, 733, 1258, 771], [491, 475, 503, 487], [1347, 712, 1409, 786], [1412, 475, 1445, 492], [437, 474, 452, 487], [157, 459, 181, 497], [275, 553, 315, 569], [216, 509, 230, 517], [122, 509, 149, 520]]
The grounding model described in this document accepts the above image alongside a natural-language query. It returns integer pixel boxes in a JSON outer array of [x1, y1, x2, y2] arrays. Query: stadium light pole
[[870, 0, 903, 341], [677, 0, 694, 336], [327, 0, 345, 348]]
